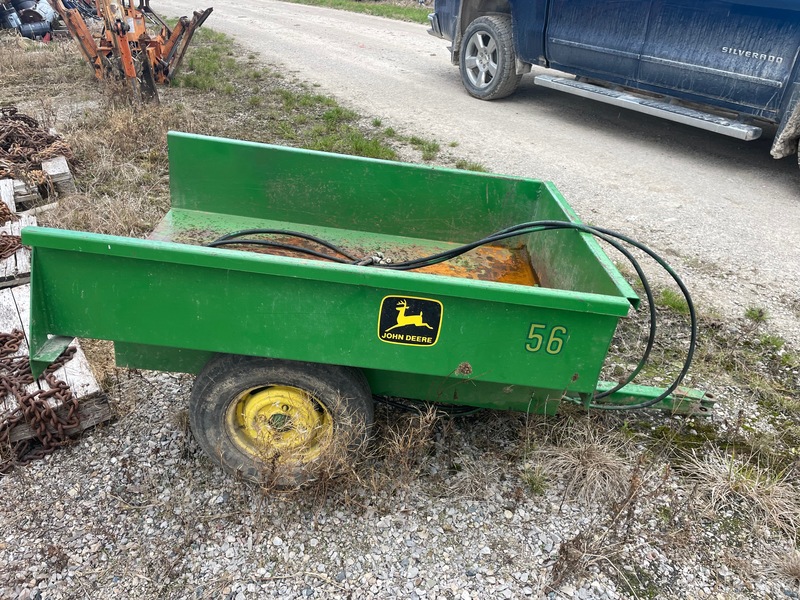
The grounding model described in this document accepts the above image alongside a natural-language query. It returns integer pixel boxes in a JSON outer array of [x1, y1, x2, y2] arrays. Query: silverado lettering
[[721, 47, 783, 62]]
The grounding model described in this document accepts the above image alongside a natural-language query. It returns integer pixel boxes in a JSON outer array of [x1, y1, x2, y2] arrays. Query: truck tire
[[189, 354, 373, 487], [459, 15, 521, 100]]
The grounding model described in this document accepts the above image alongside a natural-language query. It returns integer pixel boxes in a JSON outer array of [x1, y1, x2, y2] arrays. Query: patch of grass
[[383, 127, 396, 137], [521, 466, 548, 495], [745, 306, 768, 323], [282, 0, 430, 23], [298, 92, 337, 108], [371, 118, 382, 127], [309, 129, 397, 160], [760, 334, 784, 350], [409, 135, 440, 161], [174, 29, 239, 92], [781, 352, 799, 368], [323, 106, 358, 126], [448, 141, 459, 147], [454, 159, 487, 172], [658, 288, 689, 315], [535, 417, 632, 505], [683, 447, 800, 539]]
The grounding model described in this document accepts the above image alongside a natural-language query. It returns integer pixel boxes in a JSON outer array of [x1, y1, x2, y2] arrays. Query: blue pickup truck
[[428, 0, 800, 165]]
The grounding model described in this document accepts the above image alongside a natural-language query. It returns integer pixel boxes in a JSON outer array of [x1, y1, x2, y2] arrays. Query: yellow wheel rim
[[225, 385, 333, 464]]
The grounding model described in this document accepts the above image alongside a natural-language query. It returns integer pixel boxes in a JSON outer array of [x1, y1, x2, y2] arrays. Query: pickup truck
[[428, 0, 800, 166]]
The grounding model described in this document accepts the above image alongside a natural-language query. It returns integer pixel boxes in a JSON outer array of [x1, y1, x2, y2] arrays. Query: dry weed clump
[[777, 550, 800, 582], [535, 417, 633, 505], [370, 405, 439, 487], [0, 35, 83, 82], [298, 408, 374, 492], [684, 446, 800, 539], [210, 393, 375, 494], [41, 103, 196, 237], [445, 450, 501, 497]]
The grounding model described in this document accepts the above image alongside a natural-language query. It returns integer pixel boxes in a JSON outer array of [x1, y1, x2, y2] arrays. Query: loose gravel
[[2, 369, 798, 600]]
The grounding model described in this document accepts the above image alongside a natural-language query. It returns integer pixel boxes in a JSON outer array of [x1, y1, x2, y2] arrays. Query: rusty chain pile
[[0, 105, 74, 181], [0, 186, 21, 261], [0, 233, 22, 260], [0, 200, 17, 224], [0, 329, 80, 473]]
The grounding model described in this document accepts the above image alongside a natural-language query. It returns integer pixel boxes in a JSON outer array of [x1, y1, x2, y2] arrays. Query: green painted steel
[[591, 382, 714, 415], [22, 132, 700, 413], [166, 132, 638, 306]]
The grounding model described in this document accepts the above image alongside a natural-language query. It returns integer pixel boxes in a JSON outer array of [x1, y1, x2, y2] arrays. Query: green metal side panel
[[113, 342, 212, 373], [168, 132, 543, 242], [525, 182, 640, 310], [363, 369, 563, 414], [24, 229, 622, 400]]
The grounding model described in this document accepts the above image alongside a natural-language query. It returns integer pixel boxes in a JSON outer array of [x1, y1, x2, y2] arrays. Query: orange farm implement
[[50, 0, 212, 101]]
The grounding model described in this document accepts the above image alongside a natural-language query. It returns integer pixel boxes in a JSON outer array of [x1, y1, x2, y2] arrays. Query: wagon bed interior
[[150, 210, 540, 287]]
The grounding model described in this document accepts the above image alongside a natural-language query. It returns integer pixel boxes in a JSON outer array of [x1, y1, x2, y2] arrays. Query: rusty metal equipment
[[49, 0, 212, 101], [0, 0, 59, 39], [22, 133, 713, 486]]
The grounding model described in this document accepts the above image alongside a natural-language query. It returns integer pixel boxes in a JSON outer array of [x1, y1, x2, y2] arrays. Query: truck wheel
[[459, 15, 521, 100], [189, 354, 373, 487]]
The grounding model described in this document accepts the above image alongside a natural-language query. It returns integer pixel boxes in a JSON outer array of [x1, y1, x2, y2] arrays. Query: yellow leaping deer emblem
[[385, 299, 434, 332]]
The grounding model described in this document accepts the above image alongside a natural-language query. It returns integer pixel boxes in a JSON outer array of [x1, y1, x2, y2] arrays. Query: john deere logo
[[378, 296, 442, 347]]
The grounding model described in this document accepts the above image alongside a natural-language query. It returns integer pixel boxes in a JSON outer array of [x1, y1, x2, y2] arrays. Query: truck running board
[[533, 75, 762, 141]]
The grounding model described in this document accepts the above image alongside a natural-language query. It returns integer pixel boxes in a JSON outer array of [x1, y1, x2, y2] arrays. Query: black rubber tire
[[189, 354, 373, 486], [459, 15, 522, 100]]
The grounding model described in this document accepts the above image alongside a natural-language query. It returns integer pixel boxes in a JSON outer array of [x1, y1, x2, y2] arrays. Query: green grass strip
[[282, 0, 430, 24]]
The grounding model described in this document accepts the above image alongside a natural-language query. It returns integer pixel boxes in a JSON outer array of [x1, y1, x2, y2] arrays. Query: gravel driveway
[[3, 372, 793, 600]]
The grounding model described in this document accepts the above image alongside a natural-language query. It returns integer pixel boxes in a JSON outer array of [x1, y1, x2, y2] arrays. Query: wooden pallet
[[0, 179, 14, 213], [12, 178, 40, 209], [0, 213, 35, 289], [0, 285, 112, 444], [0, 159, 110, 452], [0, 153, 76, 213]]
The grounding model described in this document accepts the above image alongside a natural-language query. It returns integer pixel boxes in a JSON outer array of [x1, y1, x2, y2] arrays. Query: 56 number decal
[[525, 324, 568, 355]]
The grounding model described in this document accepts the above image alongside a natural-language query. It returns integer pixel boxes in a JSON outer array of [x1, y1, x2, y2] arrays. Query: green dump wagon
[[22, 132, 710, 485]]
